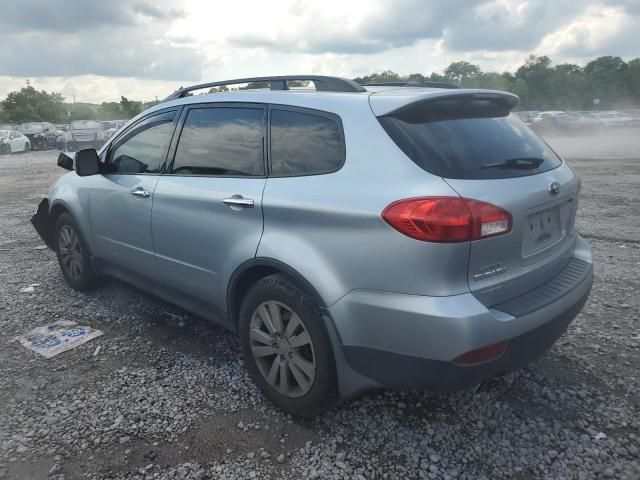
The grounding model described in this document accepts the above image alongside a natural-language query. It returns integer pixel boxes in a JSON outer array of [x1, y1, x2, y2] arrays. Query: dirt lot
[[1, 130, 639, 480]]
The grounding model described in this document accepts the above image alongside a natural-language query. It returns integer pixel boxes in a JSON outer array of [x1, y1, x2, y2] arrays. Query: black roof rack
[[164, 75, 366, 101], [362, 80, 461, 89]]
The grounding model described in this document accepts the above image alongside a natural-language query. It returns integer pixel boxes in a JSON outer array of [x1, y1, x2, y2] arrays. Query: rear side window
[[172, 107, 265, 176], [270, 109, 344, 176], [379, 100, 562, 180]]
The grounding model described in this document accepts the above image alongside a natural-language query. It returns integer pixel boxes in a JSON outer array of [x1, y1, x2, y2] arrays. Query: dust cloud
[[542, 127, 640, 160]]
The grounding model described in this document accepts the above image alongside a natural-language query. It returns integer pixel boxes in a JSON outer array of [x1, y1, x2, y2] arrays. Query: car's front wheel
[[54, 212, 98, 291], [23, 141, 30, 152], [239, 273, 337, 417]]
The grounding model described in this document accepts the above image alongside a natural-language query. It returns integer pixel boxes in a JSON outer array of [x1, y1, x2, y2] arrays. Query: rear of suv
[[31, 76, 593, 416]]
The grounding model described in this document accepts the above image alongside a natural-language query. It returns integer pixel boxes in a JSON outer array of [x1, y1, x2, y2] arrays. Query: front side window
[[108, 113, 175, 174], [171, 107, 265, 176], [270, 109, 344, 176]]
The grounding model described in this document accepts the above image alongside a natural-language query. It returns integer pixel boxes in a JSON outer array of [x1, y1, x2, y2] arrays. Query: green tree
[[515, 55, 555, 109], [1, 85, 66, 123], [119, 96, 142, 118], [461, 72, 509, 91], [626, 58, 640, 104], [584, 56, 628, 108], [444, 61, 481, 83], [68, 103, 98, 121], [353, 70, 404, 85], [97, 102, 123, 120]]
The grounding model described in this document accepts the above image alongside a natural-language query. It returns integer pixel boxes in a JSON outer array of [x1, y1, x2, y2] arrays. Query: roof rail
[[362, 80, 461, 89], [164, 75, 366, 101]]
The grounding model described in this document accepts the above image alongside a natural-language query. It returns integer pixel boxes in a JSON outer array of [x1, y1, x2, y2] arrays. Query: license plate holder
[[522, 206, 562, 256]]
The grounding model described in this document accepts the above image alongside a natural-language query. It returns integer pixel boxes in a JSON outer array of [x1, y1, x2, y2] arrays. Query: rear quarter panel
[[258, 102, 471, 306]]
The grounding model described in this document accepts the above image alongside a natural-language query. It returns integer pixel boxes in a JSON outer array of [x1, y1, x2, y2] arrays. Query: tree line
[[1, 55, 638, 124], [354, 55, 640, 111], [0, 85, 160, 124]]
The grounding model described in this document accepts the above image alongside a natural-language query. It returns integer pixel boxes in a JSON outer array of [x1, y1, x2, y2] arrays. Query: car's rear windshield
[[378, 99, 562, 180], [71, 121, 102, 130], [18, 123, 44, 133]]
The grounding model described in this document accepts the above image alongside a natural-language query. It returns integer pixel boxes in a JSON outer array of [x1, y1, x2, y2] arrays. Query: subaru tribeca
[[31, 76, 593, 416]]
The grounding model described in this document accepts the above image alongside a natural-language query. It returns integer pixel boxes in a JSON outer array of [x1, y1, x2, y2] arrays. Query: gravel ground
[[1, 129, 639, 480]]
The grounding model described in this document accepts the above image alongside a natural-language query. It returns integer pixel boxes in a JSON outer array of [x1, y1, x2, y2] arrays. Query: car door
[[10, 131, 23, 151], [89, 109, 179, 276], [152, 103, 267, 314]]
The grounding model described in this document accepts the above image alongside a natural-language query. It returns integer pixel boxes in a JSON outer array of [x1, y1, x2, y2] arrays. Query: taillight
[[382, 196, 512, 243]]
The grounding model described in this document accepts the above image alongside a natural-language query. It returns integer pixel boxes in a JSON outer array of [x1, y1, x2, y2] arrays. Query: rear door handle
[[130, 187, 151, 198], [223, 196, 254, 208]]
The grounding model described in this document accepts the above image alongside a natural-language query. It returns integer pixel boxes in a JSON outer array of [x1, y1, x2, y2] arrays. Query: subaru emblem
[[549, 182, 560, 196]]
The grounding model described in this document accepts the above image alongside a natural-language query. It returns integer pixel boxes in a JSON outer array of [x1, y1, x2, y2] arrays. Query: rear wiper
[[482, 157, 544, 170]]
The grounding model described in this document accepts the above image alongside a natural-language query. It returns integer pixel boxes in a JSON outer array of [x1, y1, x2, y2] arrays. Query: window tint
[[270, 109, 344, 176], [379, 103, 562, 180], [109, 115, 175, 174], [172, 107, 264, 176]]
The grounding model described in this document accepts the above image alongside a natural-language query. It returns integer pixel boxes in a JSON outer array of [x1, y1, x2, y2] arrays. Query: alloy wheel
[[249, 300, 316, 398], [58, 225, 83, 281]]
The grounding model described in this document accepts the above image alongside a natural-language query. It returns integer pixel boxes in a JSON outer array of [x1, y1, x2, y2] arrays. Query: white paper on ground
[[15, 321, 103, 358]]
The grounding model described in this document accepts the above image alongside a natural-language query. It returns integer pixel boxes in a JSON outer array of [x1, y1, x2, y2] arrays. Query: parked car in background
[[17, 122, 61, 149], [54, 124, 70, 132], [32, 75, 592, 416], [513, 111, 537, 125], [531, 111, 598, 133], [585, 111, 639, 128], [57, 120, 107, 151], [0, 124, 17, 131], [101, 120, 127, 140], [0, 129, 30, 154]]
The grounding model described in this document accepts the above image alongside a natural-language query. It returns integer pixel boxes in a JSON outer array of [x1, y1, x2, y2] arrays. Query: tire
[[0, 144, 10, 155], [23, 141, 30, 153], [239, 273, 337, 417], [54, 212, 99, 291]]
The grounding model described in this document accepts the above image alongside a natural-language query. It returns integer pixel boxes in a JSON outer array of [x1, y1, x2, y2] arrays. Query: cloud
[[538, 4, 640, 59], [132, 2, 186, 20], [227, 0, 640, 58], [0, 0, 201, 80], [229, 0, 471, 54]]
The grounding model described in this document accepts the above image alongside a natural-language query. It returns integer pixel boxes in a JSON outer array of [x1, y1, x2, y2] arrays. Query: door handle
[[223, 196, 254, 208], [130, 188, 151, 198]]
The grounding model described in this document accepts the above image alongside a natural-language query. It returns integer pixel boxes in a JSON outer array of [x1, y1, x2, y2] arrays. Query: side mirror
[[57, 152, 74, 171], [75, 148, 100, 177]]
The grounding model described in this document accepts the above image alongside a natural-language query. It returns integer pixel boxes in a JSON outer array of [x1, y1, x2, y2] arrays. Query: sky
[[1, 0, 639, 104]]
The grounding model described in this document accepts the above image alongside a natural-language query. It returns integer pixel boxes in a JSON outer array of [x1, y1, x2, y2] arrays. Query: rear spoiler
[[370, 89, 519, 117]]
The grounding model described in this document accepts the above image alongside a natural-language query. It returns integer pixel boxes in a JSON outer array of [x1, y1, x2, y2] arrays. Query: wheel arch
[[227, 258, 328, 330]]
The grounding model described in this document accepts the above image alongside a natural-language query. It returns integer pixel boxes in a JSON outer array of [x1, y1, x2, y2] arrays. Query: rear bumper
[[329, 235, 593, 392]]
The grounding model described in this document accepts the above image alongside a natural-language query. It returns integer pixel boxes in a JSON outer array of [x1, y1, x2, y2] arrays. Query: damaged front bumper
[[31, 198, 54, 250]]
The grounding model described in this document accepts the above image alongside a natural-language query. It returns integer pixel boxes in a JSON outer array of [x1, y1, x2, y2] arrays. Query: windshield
[[0, 130, 9, 138], [18, 123, 44, 133], [379, 103, 562, 180], [71, 120, 102, 130]]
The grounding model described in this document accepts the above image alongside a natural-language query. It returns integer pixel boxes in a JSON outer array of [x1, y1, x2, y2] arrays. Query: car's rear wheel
[[239, 273, 337, 417], [54, 212, 98, 291], [0, 144, 10, 155]]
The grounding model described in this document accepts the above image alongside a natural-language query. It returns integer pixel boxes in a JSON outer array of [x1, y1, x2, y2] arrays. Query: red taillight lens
[[382, 196, 512, 243], [453, 341, 507, 365]]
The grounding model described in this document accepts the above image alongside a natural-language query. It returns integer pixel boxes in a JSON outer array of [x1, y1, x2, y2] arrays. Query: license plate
[[522, 207, 562, 256]]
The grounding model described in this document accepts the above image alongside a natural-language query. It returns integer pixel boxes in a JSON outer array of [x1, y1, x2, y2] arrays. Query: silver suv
[[32, 76, 593, 416]]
